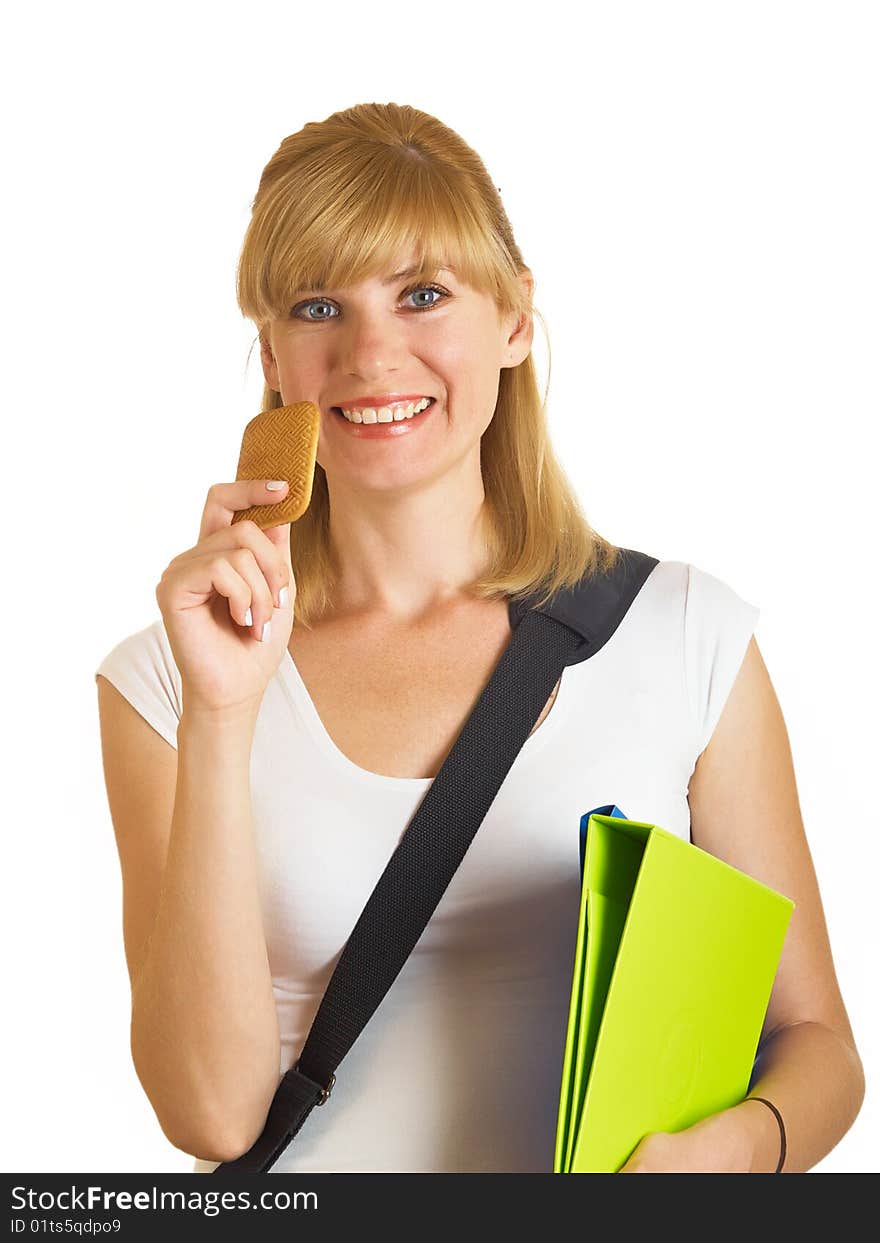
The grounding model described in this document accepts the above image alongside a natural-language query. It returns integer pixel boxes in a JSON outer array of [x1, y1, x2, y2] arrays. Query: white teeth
[[338, 397, 433, 424]]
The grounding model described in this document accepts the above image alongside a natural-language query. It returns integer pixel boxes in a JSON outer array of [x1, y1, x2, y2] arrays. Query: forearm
[[731, 1021, 865, 1172], [131, 707, 281, 1161]]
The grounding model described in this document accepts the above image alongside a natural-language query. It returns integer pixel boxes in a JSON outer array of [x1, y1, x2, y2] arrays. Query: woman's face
[[260, 254, 534, 495]]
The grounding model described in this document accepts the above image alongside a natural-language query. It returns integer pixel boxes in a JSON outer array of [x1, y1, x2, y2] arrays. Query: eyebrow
[[383, 264, 455, 284]]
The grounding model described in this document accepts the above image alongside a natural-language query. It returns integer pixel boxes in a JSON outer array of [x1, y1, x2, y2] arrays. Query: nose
[[336, 309, 411, 379]]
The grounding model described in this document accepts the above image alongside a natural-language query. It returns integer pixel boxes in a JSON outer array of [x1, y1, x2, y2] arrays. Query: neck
[[325, 459, 493, 623]]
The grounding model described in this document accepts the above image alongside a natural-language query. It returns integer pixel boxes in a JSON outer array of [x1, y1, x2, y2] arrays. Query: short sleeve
[[683, 562, 760, 759], [94, 618, 183, 750]]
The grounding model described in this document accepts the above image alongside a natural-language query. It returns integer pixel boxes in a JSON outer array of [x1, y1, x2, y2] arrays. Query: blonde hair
[[236, 102, 621, 627]]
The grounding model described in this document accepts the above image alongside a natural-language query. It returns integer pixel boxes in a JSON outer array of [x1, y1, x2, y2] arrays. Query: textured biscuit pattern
[[232, 401, 321, 528]]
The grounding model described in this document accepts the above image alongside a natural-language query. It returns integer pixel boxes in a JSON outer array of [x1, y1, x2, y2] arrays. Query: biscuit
[[232, 401, 321, 528]]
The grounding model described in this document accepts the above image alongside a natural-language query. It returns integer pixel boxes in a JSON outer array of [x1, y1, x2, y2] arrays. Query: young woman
[[95, 102, 864, 1173]]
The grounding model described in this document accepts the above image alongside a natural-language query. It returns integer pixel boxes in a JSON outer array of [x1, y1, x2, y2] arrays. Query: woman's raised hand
[[155, 480, 296, 717]]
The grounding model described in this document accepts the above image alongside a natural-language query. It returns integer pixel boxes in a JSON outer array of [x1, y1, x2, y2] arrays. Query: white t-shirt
[[94, 559, 759, 1173]]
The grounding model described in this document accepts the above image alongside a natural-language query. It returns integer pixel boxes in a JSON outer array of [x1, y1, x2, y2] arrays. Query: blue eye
[[405, 283, 448, 310], [290, 283, 449, 321]]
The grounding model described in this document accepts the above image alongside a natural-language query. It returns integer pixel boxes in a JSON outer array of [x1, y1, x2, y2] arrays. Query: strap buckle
[[316, 1072, 335, 1105], [293, 1060, 335, 1106]]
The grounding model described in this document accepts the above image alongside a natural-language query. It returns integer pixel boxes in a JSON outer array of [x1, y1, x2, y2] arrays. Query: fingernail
[[266, 480, 288, 491], [279, 586, 289, 609], [244, 607, 253, 626], [260, 621, 271, 643]]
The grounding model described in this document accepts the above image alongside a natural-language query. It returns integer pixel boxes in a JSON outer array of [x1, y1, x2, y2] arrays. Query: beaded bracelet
[[746, 1095, 786, 1172]]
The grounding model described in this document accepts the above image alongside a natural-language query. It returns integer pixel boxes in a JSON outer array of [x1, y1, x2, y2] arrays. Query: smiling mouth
[[331, 397, 436, 424]]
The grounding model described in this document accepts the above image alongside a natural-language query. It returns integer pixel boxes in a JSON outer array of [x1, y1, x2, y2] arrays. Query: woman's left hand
[[617, 1106, 754, 1173]]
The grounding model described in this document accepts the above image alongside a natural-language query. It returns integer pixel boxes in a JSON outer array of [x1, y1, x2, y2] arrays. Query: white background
[[2, 0, 876, 1174]]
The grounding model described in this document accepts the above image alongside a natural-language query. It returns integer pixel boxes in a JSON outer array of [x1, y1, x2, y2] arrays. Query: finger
[[225, 546, 276, 640], [191, 518, 291, 617], [198, 479, 289, 543], [226, 520, 291, 616], [163, 553, 255, 632], [263, 521, 293, 576]]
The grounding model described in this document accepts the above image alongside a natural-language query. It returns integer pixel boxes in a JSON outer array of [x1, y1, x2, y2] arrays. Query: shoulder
[[94, 617, 183, 748]]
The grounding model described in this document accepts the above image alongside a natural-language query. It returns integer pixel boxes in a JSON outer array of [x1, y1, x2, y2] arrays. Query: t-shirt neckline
[[277, 646, 572, 791]]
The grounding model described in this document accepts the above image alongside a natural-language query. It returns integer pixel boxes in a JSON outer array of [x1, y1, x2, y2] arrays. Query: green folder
[[554, 806, 795, 1173]]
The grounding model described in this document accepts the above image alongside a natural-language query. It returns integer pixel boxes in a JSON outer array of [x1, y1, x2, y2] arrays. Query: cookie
[[232, 401, 322, 528]]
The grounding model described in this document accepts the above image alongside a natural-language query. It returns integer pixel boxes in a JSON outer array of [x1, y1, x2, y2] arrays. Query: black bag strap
[[214, 548, 658, 1174]]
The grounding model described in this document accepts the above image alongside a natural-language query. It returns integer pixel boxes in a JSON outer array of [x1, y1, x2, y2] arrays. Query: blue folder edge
[[579, 803, 628, 880]]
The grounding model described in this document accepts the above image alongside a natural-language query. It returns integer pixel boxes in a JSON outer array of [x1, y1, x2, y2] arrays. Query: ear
[[259, 329, 281, 392], [503, 268, 535, 367]]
